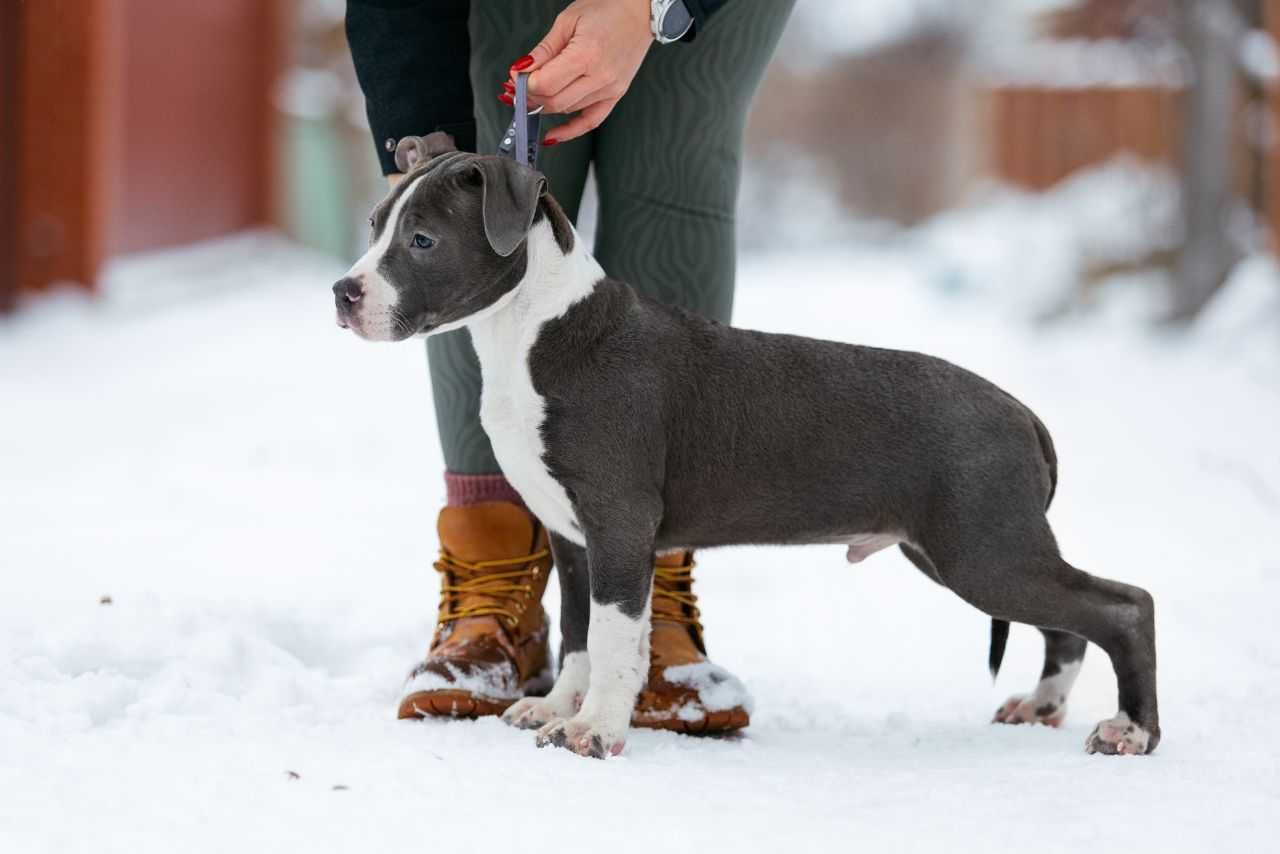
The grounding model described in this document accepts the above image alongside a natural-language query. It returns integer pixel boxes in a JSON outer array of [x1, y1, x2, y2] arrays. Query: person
[[345, 0, 794, 733]]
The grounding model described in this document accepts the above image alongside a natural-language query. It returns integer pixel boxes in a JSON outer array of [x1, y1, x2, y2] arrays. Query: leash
[[497, 72, 543, 168]]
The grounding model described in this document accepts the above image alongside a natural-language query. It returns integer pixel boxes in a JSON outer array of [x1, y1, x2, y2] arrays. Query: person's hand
[[500, 0, 654, 145]]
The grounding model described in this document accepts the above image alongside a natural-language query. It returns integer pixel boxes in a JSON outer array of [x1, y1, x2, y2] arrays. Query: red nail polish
[[498, 93, 513, 105], [542, 137, 559, 147], [511, 54, 535, 71], [502, 80, 514, 91]]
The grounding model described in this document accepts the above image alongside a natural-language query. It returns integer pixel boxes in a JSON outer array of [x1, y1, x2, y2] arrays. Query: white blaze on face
[[342, 173, 428, 340]]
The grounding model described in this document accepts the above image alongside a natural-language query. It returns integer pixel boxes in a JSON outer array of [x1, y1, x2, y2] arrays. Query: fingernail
[[542, 137, 558, 147], [498, 93, 513, 105], [502, 80, 514, 91], [511, 54, 535, 71]]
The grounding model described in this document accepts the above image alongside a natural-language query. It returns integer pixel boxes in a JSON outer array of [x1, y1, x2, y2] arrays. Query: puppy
[[334, 133, 1159, 760]]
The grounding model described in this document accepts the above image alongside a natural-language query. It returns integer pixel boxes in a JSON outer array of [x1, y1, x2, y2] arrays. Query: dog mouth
[[334, 300, 356, 331], [335, 305, 420, 341]]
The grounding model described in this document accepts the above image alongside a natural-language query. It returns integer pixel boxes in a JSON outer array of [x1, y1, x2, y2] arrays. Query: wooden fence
[[988, 2, 1280, 251], [987, 86, 1183, 191]]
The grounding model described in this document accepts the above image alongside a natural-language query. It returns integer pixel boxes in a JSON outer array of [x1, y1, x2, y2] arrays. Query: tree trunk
[[1173, 0, 1246, 320]]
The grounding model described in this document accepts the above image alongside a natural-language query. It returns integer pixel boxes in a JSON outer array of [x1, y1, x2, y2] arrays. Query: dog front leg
[[535, 526, 654, 759], [504, 533, 591, 730]]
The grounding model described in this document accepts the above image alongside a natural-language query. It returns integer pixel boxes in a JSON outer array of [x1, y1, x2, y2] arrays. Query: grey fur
[[336, 141, 1161, 756], [395, 131, 459, 173], [473, 157, 547, 258]]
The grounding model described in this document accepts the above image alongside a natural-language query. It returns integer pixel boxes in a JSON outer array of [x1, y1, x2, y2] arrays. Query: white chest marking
[[464, 219, 603, 545]]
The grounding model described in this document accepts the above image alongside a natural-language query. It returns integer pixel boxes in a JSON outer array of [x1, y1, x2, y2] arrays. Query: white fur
[[537, 599, 652, 756], [1032, 659, 1082, 710], [501, 650, 590, 728], [341, 173, 428, 340], [462, 218, 604, 545], [994, 659, 1082, 726]]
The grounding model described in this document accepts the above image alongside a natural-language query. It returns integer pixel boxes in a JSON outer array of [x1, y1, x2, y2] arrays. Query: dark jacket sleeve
[[683, 0, 731, 38], [345, 0, 475, 175]]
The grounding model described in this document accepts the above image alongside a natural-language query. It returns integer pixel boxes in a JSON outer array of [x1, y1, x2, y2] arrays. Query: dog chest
[[479, 369, 584, 545]]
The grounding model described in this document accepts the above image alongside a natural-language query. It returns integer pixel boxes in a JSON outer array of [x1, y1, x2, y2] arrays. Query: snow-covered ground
[[2, 202, 1279, 851]]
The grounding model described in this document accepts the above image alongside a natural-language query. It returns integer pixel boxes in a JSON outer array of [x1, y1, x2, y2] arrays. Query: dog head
[[333, 132, 548, 341]]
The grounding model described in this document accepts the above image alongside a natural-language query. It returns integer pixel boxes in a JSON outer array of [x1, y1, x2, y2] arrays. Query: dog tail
[[989, 619, 1010, 679]]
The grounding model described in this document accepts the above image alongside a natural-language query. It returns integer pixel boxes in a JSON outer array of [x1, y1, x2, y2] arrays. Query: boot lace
[[652, 558, 703, 630], [434, 548, 549, 629]]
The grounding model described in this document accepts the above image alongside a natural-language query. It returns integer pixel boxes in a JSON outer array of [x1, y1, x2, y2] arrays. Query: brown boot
[[397, 501, 553, 719], [633, 551, 752, 733]]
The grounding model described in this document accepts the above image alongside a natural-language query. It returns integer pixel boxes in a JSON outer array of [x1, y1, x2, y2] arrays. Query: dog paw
[[501, 696, 575, 730], [534, 714, 626, 759], [1085, 713, 1152, 756], [992, 694, 1066, 728]]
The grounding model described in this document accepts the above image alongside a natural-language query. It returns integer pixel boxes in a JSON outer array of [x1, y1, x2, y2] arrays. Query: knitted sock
[[443, 472, 524, 508]]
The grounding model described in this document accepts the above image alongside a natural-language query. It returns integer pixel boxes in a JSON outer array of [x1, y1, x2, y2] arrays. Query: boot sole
[[400, 689, 749, 733], [401, 693, 750, 733], [397, 668, 553, 720], [633, 706, 750, 735], [397, 690, 514, 719]]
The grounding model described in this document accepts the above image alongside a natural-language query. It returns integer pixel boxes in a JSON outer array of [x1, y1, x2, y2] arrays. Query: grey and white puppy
[[334, 134, 1160, 760]]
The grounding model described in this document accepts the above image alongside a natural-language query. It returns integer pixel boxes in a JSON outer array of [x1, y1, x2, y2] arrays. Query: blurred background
[[4, 4, 1280, 846], [3, 0, 1280, 330]]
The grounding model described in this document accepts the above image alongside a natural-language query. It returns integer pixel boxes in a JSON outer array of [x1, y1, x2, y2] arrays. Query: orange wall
[[107, 0, 280, 256], [6, 0, 282, 301]]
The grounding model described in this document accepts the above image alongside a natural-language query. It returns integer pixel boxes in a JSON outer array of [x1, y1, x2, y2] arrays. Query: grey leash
[[497, 72, 543, 168]]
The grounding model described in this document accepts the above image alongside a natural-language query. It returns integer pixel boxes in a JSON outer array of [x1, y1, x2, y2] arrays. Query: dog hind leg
[[992, 629, 1087, 728], [920, 514, 1160, 755]]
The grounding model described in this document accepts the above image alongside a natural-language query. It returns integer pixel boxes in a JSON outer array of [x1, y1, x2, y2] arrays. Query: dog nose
[[334, 277, 364, 303]]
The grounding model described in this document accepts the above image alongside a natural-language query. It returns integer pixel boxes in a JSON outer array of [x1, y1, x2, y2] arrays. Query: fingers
[[557, 82, 619, 116], [544, 99, 616, 146], [527, 50, 591, 107], [538, 75, 614, 115], [514, 11, 575, 80]]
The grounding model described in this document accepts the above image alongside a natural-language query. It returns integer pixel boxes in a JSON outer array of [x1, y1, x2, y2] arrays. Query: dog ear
[[394, 132, 457, 173], [470, 157, 547, 258]]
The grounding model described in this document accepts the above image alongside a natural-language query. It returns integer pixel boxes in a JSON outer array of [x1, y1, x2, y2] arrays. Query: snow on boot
[[398, 502, 553, 718]]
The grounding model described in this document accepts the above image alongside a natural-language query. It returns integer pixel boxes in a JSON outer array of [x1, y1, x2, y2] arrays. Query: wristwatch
[[651, 0, 694, 44]]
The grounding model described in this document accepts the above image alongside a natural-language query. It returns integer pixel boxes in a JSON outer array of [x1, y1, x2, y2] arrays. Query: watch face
[[661, 1, 693, 40]]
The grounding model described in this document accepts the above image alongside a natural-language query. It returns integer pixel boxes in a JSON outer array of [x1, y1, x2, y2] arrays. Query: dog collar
[[498, 72, 543, 168]]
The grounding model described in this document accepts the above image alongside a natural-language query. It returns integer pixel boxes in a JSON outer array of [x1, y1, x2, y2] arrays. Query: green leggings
[[429, 0, 795, 474]]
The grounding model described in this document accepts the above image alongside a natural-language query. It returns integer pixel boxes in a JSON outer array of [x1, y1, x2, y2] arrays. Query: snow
[[913, 159, 1182, 316], [1240, 28, 1280, 84], [978, 38, 1187, 88], [3, 197, 1279, 851], [401, 659, 528, 704], [780, 0, 1073, 66], [664, 661, 755, 714]]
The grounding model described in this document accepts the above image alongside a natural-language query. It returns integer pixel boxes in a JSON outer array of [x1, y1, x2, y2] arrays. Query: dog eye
[[412, 233, 435, 250]]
